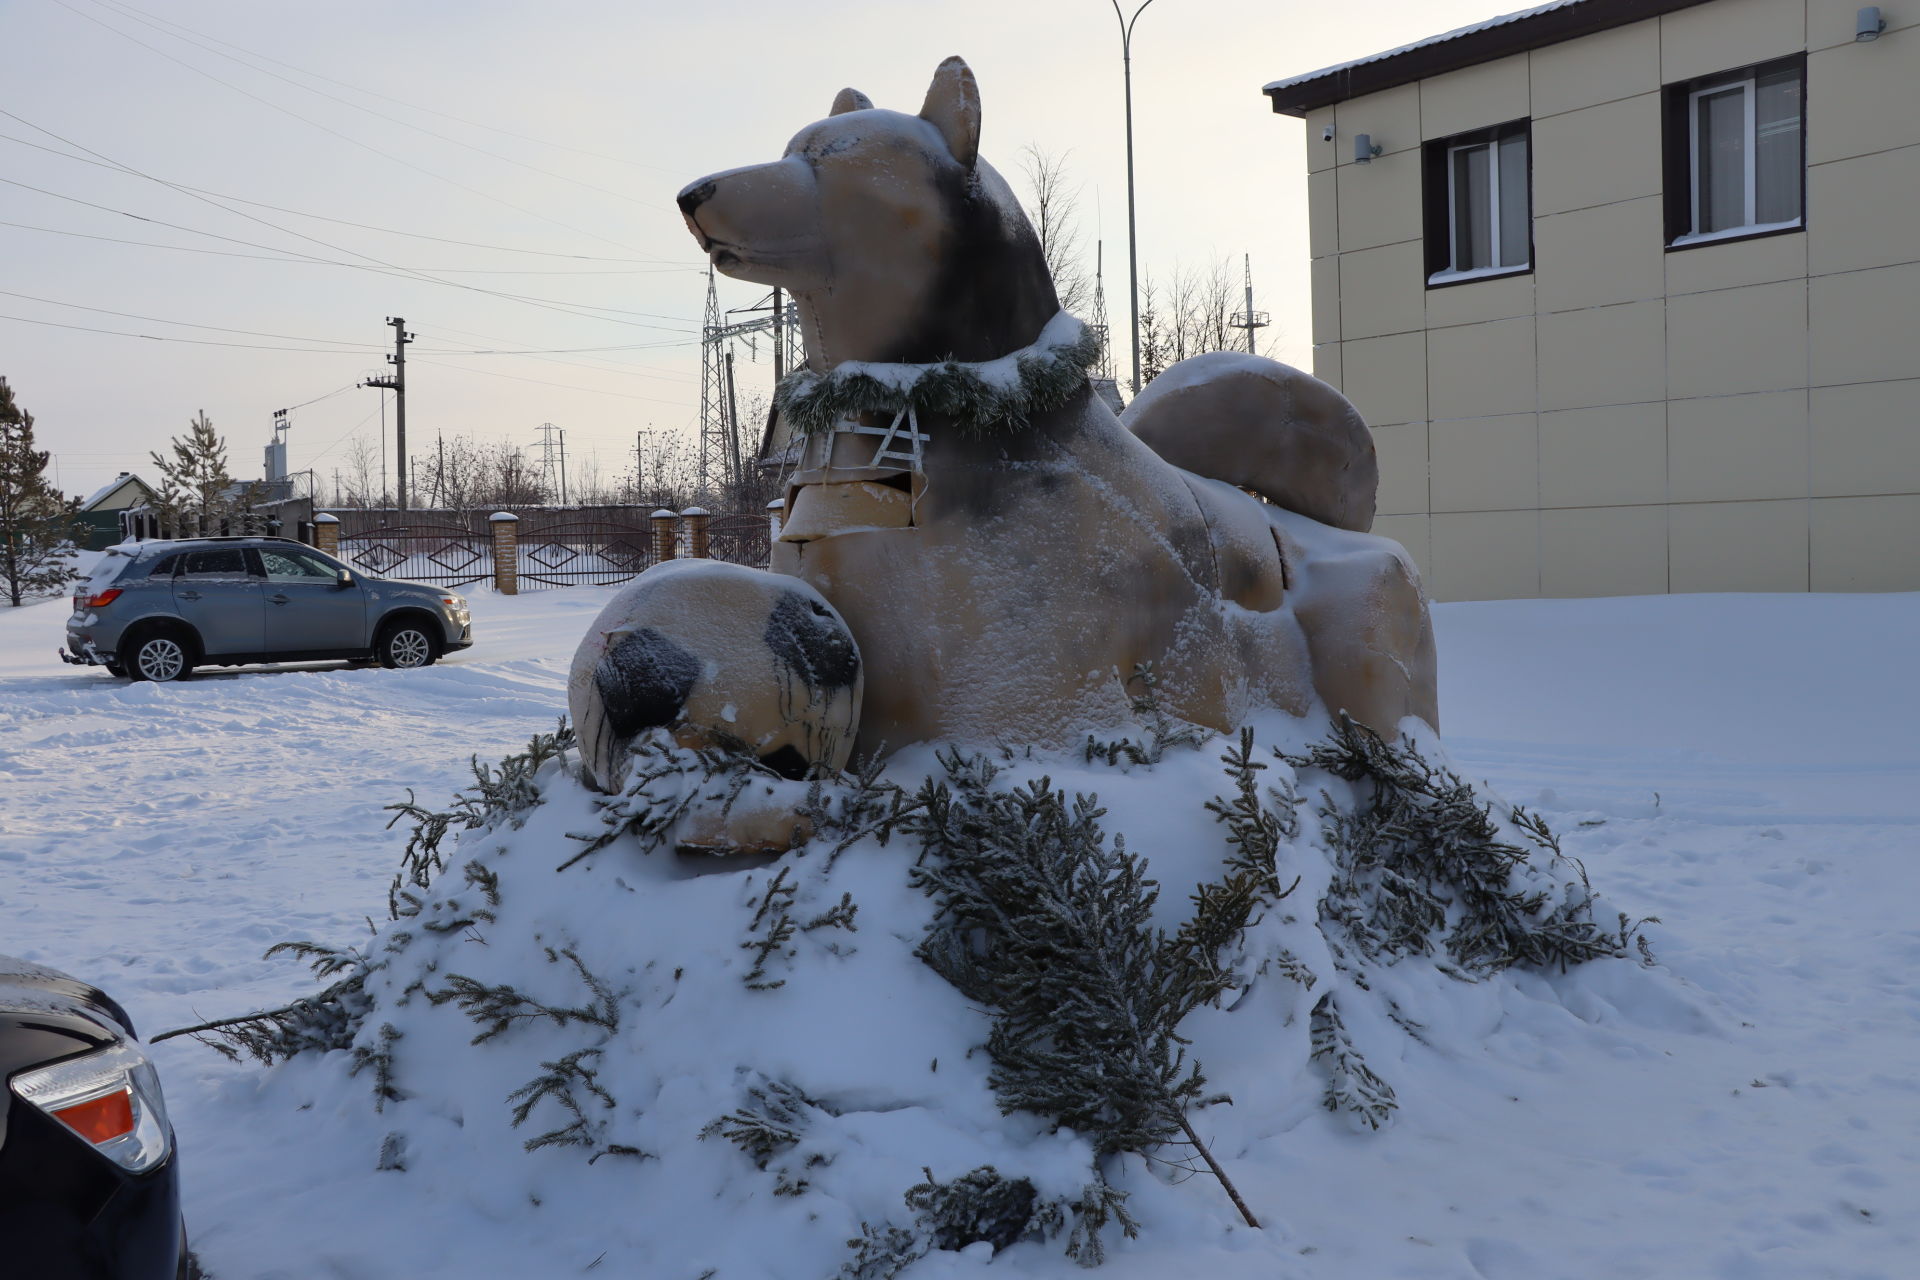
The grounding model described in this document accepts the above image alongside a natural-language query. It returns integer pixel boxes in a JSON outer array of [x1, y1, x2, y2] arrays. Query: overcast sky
[[3, 0, 1500, 502]]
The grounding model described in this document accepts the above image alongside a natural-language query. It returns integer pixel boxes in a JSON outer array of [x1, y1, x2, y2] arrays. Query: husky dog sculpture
[[663, 56, 1436, 763]]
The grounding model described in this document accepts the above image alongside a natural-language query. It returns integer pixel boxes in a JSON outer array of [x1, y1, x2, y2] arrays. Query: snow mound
[[178, 705, 1690, 1277]]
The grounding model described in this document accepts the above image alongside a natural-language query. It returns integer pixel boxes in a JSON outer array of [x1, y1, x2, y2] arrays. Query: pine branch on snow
[[1309, 991, 1398, 1130], [1083, 664, 1211, 768], [904, 1166, 1065, 1254], [908, 749, 1262, 1231], [1289, 715, 1648, 976], [507, 1047, 647, 1161], [426, 945, 619, 1045]]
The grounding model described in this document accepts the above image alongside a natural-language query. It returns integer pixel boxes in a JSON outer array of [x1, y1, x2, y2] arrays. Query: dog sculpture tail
[[1119, 351, 1378, 534]]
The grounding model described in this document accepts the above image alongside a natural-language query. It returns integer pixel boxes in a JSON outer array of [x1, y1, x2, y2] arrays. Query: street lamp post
[[1109, 0, 1157, 395]]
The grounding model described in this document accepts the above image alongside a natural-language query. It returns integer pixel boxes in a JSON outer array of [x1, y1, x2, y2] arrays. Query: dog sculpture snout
[[676, 179, 715, 218]]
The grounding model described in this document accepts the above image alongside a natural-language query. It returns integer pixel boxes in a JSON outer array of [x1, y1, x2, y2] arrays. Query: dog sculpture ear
[[919, 56, 980, 170], [830, 87, 873, 115]]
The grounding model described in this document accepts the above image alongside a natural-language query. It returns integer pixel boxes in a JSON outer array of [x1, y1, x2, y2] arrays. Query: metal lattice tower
[[699, 270, 805, 491], [1230, 253, 1270, 355], [534, 421, 567, 503], [1088, 241, 1125, 412], [697, 267, 730, 493]]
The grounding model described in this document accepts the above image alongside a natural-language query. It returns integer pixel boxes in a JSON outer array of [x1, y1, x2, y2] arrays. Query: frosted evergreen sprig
[[908, 750, 1262, 1232], [776, 312, 1103, 437]]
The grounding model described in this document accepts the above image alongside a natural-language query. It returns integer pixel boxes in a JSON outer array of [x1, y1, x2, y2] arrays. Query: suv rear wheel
[[375, 619, 437, 670], [124, 628, 194, 683]]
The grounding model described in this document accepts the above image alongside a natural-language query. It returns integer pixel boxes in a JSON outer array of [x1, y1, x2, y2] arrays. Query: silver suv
[[61, 537, 474, 682]]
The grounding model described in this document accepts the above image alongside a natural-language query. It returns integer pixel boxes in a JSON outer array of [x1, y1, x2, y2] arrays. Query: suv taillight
[[76, 589, 122, 609]]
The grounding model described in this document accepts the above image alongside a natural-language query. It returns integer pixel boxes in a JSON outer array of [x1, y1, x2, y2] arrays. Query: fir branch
[[1310, 992, 1397, 1130], [1084, 664, 1211, 767], [1063, 1178, 1140, 1267], [904, 1166, 1064, 1254], [508, 1048, 615, 1153], [741, 867, 799, 990], [839, 1223, 926, 1280], [351, 1022, 404, 1110], [779, 312, 1102, 438], [699, 1078, 822, 1169], [1289, 716, 1642, 977], [427, 946, 618, 1045], [909, 750, 1260, 1230]]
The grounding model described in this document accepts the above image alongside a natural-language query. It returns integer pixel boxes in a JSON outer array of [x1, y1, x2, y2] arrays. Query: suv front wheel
[[375, 620, 437, 670], [124, 628, 194, 683]]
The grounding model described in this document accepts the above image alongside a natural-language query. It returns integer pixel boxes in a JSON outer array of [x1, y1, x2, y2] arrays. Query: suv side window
[[259, 547, 338, 581], [144, 553, 180, 579], [179, 548, 251, 579]]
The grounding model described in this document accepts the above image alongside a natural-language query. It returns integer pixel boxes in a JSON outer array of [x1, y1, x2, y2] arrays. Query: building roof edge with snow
[[1262, 0, 1716, 116]]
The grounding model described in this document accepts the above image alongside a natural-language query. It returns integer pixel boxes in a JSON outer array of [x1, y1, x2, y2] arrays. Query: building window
[[1665, 56, 1804, 248], [1423, 121, 1531, 287]]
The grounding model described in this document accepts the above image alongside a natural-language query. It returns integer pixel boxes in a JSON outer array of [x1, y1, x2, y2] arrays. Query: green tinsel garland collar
[[774, 312, 1103, 437]]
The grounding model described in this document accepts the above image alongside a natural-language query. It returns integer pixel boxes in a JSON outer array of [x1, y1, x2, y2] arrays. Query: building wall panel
[[1668, 499, 1810, 591], [1430, 413, 1540, 512], [1537, 299, 1667, 411], [1538, 403, 1670, 508], [1668, 389, 1810, 501], [1541, 505, 1670, 596]]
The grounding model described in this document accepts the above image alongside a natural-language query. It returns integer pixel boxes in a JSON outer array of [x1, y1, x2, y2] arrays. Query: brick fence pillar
[[313, 513, 340, 558], [651, 508, 678, 565], [489, 511, 519, 595], [765, 497, 785, 559], [681, 506, 710, 559]]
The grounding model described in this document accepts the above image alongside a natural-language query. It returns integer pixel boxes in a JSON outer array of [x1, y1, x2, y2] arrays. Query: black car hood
[[0, 954, 134, 1149]]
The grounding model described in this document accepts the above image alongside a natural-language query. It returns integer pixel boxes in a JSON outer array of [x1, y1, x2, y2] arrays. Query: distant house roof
[[1262, 0, 1714, 117], [80, 472, 157, 512]]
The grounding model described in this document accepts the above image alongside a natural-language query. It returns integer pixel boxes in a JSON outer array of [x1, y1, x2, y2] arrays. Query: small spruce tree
[[148, 410, 256, 536], [0, 377, 83, 607]]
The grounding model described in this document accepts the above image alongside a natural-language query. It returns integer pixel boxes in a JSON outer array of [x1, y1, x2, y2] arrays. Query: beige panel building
[[1266, 0, 1920, 599]]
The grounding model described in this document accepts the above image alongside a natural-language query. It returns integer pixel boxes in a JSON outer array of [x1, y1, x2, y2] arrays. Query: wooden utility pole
[[360, 316, 414, 510]]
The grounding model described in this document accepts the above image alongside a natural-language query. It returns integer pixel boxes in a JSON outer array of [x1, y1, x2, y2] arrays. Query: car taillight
[[76, 588, 122, 608], [9, 1039, 172, 1173]]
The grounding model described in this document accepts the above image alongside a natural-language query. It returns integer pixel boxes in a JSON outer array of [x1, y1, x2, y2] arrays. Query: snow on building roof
[[1262, 0, 1714, 117], [79, 472, 155, 512]]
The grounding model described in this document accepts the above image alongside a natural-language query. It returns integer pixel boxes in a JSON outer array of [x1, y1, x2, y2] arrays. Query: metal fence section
[[516, 517, 658, 590], [336, 522, 492, 589], [703, 512, 772, 569]]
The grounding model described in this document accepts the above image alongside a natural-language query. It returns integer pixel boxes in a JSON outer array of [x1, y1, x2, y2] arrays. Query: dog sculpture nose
[[676, 180, 716, 217]]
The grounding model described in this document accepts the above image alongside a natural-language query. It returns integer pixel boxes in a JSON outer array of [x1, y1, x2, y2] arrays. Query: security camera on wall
[[1322, 123, 1335, 142]]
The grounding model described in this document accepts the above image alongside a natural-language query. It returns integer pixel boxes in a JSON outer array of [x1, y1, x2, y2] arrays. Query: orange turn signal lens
[[51, 1088, 136, 1145], [84, 589, 123, 608]]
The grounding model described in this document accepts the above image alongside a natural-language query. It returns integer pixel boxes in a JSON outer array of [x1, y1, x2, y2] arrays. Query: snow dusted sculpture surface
[[660, 55, 1436, 763], [569, 560, 862, 794]]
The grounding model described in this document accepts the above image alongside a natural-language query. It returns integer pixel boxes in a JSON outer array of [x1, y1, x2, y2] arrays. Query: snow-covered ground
[[2, 582, 1916, 1278]]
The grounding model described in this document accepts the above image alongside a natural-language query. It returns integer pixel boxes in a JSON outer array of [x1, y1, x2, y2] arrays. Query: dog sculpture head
[[677, 57, 1058, 367]]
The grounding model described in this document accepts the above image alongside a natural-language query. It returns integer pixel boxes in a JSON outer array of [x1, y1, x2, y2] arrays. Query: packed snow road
[[3, 582, 1918, 1278]]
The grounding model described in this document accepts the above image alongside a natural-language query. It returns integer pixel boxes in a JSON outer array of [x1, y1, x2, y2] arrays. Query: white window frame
[[1676, 70, 1803, 246], [1429, 131, 1530, 286]]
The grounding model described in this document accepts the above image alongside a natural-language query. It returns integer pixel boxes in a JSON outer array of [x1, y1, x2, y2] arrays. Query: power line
[[408, 358, 692, 406], [0, 217, 695, 273], [88, 0, 687, 178], [1, 128, 677, 260], [0, 311, 389, 353], [44, 0, 662, 253], [0, 287, 388, 347], [74, 0, 676, 215], [0, 288, 698, 359], [0, 162, 697, 334]]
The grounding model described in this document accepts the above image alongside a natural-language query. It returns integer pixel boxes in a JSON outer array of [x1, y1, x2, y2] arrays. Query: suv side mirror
[[335, 568, 355, 589]]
